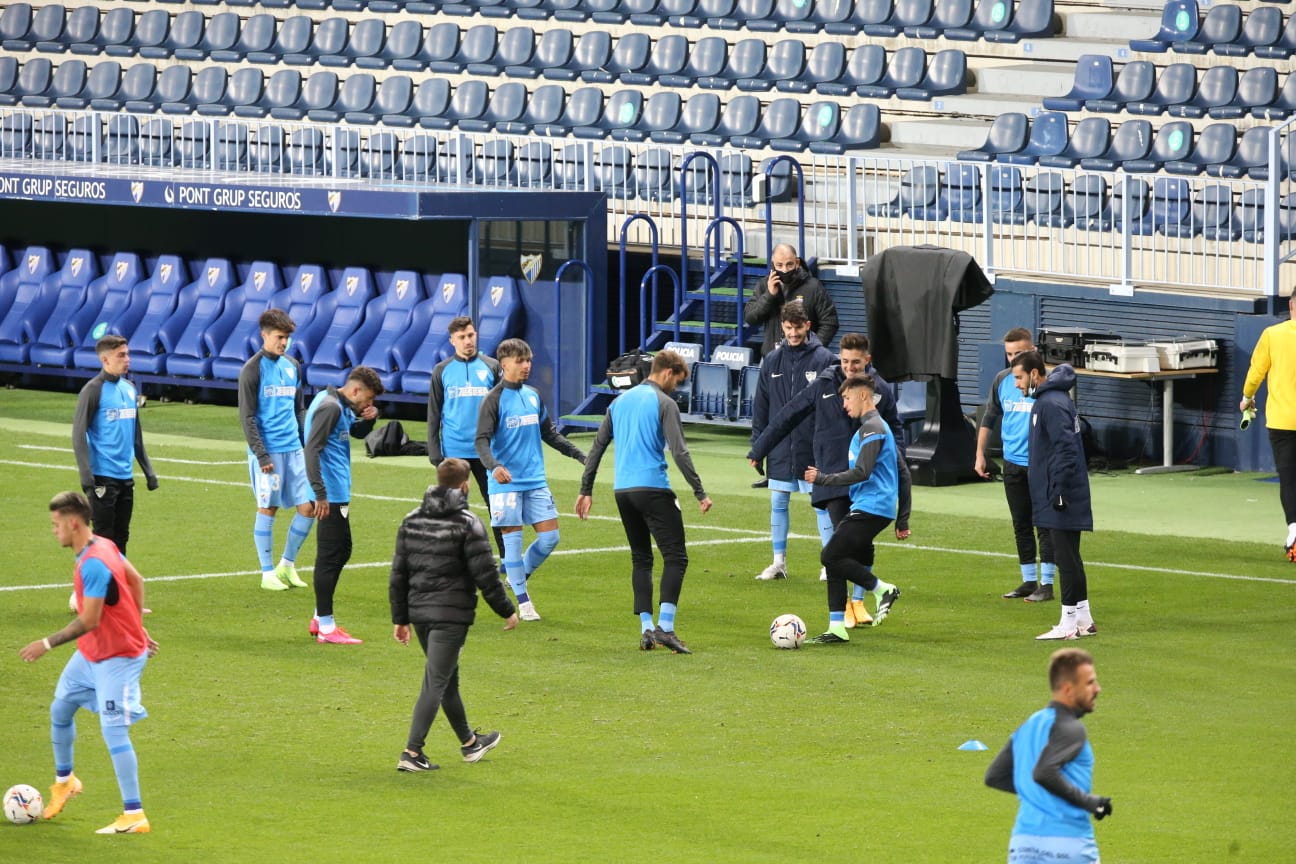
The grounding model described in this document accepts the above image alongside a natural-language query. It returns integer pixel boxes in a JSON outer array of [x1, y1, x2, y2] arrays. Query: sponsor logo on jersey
[[505, 413, 540, 429], [263, 385, 297, 398], [448, 385, 490, 399], [105, 408, 137, 422]]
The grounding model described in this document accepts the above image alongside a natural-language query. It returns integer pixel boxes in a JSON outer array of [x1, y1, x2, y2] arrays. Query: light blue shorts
[[489, 487, 558, 528], [769, 478, 814, 495], [54, 650, 148, 728], [248, 449, 311, 509], [1008, 834, 1099, 864]]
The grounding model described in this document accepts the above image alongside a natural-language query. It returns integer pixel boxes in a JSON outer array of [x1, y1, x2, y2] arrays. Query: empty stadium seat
[[0, 3, 34, 49], [1218, 6, 1282, 57], [1256, 12, 1296, 60], [1167, 65, 1237, 119], [268, 264, 337, 367], [780, 41, 846, 94], [957, 112, 1028, 162], [306, 267, 377, 385], [1127, 63, 1195, 115], [1174, 3, 1240, 54], [286, 127, 325, 175], [476, 138, 513, 184], [1213, 125, 1271, 181], [588, 31, 650, 84], [334, 270, 428, 391], [736, 97, 801, 150], [597, 144, 637, 198], [908, 0, 972, 37], [0, 56, 52, 107], [1079, 118, 1152, 172], [661, 36, 726, 88], [19, 56, 84, 108], [1065, 174, 1110, 231], [630, 91, 683, 144], [146, 259, 234, 375], [475, 276, 523, 356], [193, 67, 257, 116], [512, 140, 553, 186], [1165, 122, 1237, 176], [170, 261, 279, 379], [212, 13, 274, 62], [361, 19, 421, 69], [1039, 116, 1110, 169], [866, 0, 934, 36], [691, 94, 759, 147], [140, 117, 176, 167], [248, 15, 313, 65], [1044, 55, 1112, 111], [897, 48, 966, 100], [123, 256, 188, 374], [986, 0, 1055, 42], [1024, 172, 1068, 228], [738, 39, 806, 93], [1196, 185, 1240, 242], [988, 164, 1024, 224], [510, 27, 571, 78], [575, 89, 643, 139], [1001, 111, 1068, 165], [1216, 67, 1278, 121], [1150, 177, 1196, 238], [429, 23, 498, 74], [634, 147, 677, 201], [460, 81, 527, 133], [1112, 178, 1154, 235], [699, 38, 766, 91], [104, 114, 140, 165], [236, 68, 300, 119], [498, 82, 565, 135], [71, 253, 153, 369], [1125, 121, 1194, 173], [361, 130, 399, 179], [652, 91, 721, 145], [0, 112, 32, 158], [5, 249, 97, 365], [398, 273, 469, 394], [1257, 74, 1296, 122], [321, 17, 386, 68], [1085, 61, 1154, 113], [1129, 0, 1198, 52], [397, 134, 436, 180], [270, 69, 338, 121], [623, 33, 688, 86], [943, 162, 983, 222], [0, 246, 55, 330], [818, 44, 885, 96]]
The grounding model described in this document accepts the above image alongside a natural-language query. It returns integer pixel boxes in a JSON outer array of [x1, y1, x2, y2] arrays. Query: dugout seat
[[35, 252, 142, 368], [123, 256, 188, 373], [475, 276, 522, 356], [71, 253, 151, 369], [305, 267, 377, 387], [344, 270, 428, 392], [202, 262, 285, 381], [150, 258, 234, 377], [0, 248, 96, 364], [0, 246, 56, 335], [269, 264, 336, 366], [398, 273, 469, 395]]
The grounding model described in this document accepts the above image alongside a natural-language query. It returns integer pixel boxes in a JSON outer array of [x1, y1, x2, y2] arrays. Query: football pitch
[[1, 387, 1293, 863]]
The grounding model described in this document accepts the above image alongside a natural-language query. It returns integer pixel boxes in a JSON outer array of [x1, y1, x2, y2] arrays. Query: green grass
[[0, 388, 1293, 862]]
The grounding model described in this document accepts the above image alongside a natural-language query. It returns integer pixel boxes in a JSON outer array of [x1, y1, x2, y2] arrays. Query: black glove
[[1052, 495, 1067, 511], [1093, 797, 1112, 820], [146, 476, 159, 492]]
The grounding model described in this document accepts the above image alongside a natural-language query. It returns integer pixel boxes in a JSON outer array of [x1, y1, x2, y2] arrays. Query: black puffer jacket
[[389, 485, 515, 627]]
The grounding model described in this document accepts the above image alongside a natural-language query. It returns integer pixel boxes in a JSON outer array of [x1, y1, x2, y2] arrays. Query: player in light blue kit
[[475, 338, 586, 622], [238, 309, 314, 592], [985, 648, 1111, 864]]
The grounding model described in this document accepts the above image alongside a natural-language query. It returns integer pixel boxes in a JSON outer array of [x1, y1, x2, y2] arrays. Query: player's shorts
[[54, 649, 148, 728], [1007, 834, 1099, 864], [248, 449, 311, 509], [769, 478, 814, 495], [489, 487, 558, 527]]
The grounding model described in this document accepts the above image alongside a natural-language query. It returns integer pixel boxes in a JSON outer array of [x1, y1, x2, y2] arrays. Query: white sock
[[1075, 600, 1092, 624], [1060, 605, 1078, 630], [278, 557, 292, 569], [1286, 523, 1296, 548], [773, 553, 786, 567]]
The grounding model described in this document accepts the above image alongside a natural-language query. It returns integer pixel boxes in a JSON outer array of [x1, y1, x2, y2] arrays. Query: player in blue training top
[[976, 328, 1057, 603], [238, 309, 314, 592], [803, 374, 902, 644], [985, 647, 1111, 864], [475, 338, 586, 622], [72, 335, 159, 558], [303, 366, 382, 645], [575, 350, 713, 654], [427, 315, 505, 565]]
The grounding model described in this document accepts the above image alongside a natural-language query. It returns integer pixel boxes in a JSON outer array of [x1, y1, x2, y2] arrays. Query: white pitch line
[[18, 445, 244, 466]]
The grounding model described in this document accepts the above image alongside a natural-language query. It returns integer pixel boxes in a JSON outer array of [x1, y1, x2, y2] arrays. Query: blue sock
[[503, 532, 528, 601], [51, 697, 76, 779], [658, 602, 677, 632], [317, 614, 334, 630], [523, 529, 560, 575], [282, 513, 314, 564], [253, 513, 275, 572], [1020, 562, 1038, 582], [103, 724, 141, 811], [852, 583, 866, 602], [829, 611, 846, 627], [639, 611, 654, 633], [815, 507, 834, 546], [770, 490, 790, 557], [1040, 563, 1056, 585]]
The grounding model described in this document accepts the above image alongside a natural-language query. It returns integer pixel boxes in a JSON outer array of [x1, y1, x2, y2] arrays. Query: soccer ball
[[769, 614, 807, 649], [4, 784, 44, 824]]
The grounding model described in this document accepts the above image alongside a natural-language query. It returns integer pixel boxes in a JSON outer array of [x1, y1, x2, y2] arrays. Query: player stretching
[[475, 338, 586, 621]]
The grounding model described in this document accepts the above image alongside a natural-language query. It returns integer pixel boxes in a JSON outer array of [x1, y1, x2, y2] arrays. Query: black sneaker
[[1024, 584, 1054, 603], [397, 749, 438, 772], [1002, 581, 1038, 599], [806, 631, 849, 644], [873, 587, 901, 625], [461, 730, 501, 763], [652, 627, 692, 654], [640, 631, 656, 651]]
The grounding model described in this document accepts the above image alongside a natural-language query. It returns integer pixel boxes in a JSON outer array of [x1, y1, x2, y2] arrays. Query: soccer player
[[1010, 352, 1097, 641], [427, 315, 506, 563], [803, 374, 901, 644], [1240, 292, 1296, 560], [749, 303, 837, 581], [303, 366, 383, 645], [976, 328, 1057, 603], [239, 309, 314, 592], [391, 458, 517, 773], [475, 338, 586, 621], [71, 335, 159, 557], [19, 491, 159, 834], [985, 648, 1111, 864], [575, 350, 713, 654]]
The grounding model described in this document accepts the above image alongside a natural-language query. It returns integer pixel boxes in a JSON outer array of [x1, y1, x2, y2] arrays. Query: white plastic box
[[1146, 339, 1218, 371], [1083, 343, 1161, 374]]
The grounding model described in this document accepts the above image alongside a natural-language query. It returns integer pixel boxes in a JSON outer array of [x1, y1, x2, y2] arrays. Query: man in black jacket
[[391, 458, 518, 773], [743, 243, 839, 360]]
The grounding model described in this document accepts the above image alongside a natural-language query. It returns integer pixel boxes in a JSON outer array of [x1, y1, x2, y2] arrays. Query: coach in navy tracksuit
[[1012, 354, 1097, 641]]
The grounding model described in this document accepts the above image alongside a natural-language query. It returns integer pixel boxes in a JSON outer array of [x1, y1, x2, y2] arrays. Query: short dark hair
[[259, 309, 295, 335], [1003, 327, 1033, 344], [437, 457, 471, 489], [49, 491, 92, 524], [781, 302, 810, 325], [448, 316, 475, 335], [346, 366, 385, 397], [1049, 648, 1095, 691], [652, 350, 688, 378], [838, 333, 870, 353], [838, 373, 876, 396], [496, 338, 532, 361], [1010, 350, 1046, 376], [95, 335, 128, 356]]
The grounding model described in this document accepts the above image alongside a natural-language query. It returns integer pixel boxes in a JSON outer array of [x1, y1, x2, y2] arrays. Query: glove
[[1093, 797, 1113, 820], [1052, 495, 1067, 511], [146, 476, 160, 492]]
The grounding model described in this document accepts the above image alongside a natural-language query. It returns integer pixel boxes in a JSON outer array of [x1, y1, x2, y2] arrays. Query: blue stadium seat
[[360, 19, 420, 69], [174, 10, 239, 61], [1084, 61, 1153, 113], [633, 147, 676, 201], [120, 256, 187, 374], [1218, 66, 1278, 120], [790, 101, 843, 152], [1080, 118, 1152, 172], [1237, 189, 1283, 244], [267, 265, 336, 367], [689, 362, 732, 418], [768, 0, 818, 30], [597, 145, 637, 198], [1039, 116, 1110, 169], [178, 119, 212, 169], [544, 0, 588, 20], [343, 270, 428, 392], [476, 138, 513, 184], [213, 121, 248, 170], [143, 64, 193, 114], [0, 3, 33, 49], [0, 56, 15, 95], [35, 5, 97, 54], [6, 4, 63, 53], [698, 0, 740, 28], [738, 39, 806, 93], [141, 10, 204, 60], [816, 44, 884, 97], [21, 249, 98, 367], [316, 72, 375, 123], [392, 21, 454, 71], [588, 31, 650, 84], [201, 262, 284, 380], [138, 117, 174, 166], [628, 91, 682, 144], [1166, 65, 1236, 119], [398, 274, 469, 394], [1065, 174, 1110, 231], [272, 69, 339, 121], [286, 127, 325, 175], [699, 38, 766, 91], [662, 0, 701, 25], [866, 0, 933, 35], [555, 143, 589, 190], [897, 48, 966, 100], [103, 114, 140, 165], [397, 133, 436, 180], [498, 82, 564, 135], [1165, 122, 1236, 176], [150, 259, 231, 377], [247, 15, 313, 65], [779, 41, 845, 95], [1125, 120, 1193, 173], [321, 17, 385, 68], [458, 81, 525, 133], [1024, 172, 1068, 228], [905, 165, 947, 220], [942, 162, 982, 221], [1001, 111, 1068, 165], [52, 59, 114, 110], [1256, 73, 1296, 122], [957, 112, 1028, 162], [482, 25, 536, 75], [1112, 179, 1154, 235], [355, 74, 412, 125], [249, 125, 285, 174], [832, 0, 895, 34], [429, 23, 498, 74], [513, 140, 553, 186], [1129, 0, 1198, 52], [233, 67, 297, 119], [306, 267, 377, 385], [692, 93, 759, 147], [1174, 3, 1239, 54], [1150, 177, 1196, 238], [539, 87, 603, 137], [622, 33, 688, 86], [360, 130, 399, 179], [509, 27, 571, 78], [1206, 125, 1269, 180], [1256, 12, 1296, 60], [661, 35, 727, 88], [894, 381, 927, 445], [1127, 63, 1196, 115], [475, 276, 523, 356], [740, 97, 802, 150], [542, 29, 608, 82], [437, 134, 476, 183], [0, 57, 52, 107], [1043, 54, 1111, 111], [0, 247, 55, 335], [0, 112, 29, 157], [63, 115, 98, 163], [192, 67, 250, 116], [418, 78, 486, 130], [211, 12, 274, 62], [1217, 6, 1282, 57], [96, 62, 158, 113], [985, 0, 1055, 42], [987, 164, 1024, 224], [908, 0, 972, 37], [68, 253, 149, 369], [19, 56, 84, 109], [575, 89, 643, 139], [945, 0, 1015, 41], [861, 46, 926, 98], [587, 0, 627, 23], [737, 364, 760, 420], [651, 91, 720, 144], [513, 0, 551, 20], [1195, 185, 1239, 242], [735, 0, 778, 32]]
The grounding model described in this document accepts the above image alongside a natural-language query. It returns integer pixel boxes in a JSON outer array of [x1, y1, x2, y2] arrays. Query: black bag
[[605, 350, 654, 392], [364, 420, 428, 458]]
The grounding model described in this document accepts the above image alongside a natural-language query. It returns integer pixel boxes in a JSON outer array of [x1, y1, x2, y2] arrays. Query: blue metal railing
[[762, 155, 805, 266], [639, 263, 682, 350], [701, 216, 745, 360], [618, 213, 659, 357]]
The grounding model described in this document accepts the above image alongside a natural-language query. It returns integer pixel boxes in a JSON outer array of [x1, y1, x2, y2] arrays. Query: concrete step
[[1008, 35, 1145, 62], [1064, 10, 1162, 40], [975, 63, 1079, 98], [887, 118, 992, 149]]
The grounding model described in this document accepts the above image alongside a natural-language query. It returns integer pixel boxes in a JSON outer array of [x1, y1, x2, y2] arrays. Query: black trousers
[[895, 451, 913, 531], [467, 457, 507, 560], [615, 489, 688, 615], [407, 622, 472, 751], [1269, 429, 1296, 525], [1003, 461, 1054, 567], [821, 496, 851, 530], [1048, 528, 1088, 606], [313, 502, 352, 618], [87, 476, 135, 557], [820, 511, 892, 611]]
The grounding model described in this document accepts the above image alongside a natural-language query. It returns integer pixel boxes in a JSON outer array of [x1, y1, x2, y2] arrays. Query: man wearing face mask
[[744, 244, 839, 360]]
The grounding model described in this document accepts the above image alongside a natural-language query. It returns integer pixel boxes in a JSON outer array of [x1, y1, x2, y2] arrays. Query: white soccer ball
[[770, 613, 807, 649], [4, 784, 44, 824]]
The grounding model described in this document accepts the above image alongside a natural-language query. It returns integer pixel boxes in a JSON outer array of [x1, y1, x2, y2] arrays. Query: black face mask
[[779, 267, 805, 291]]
